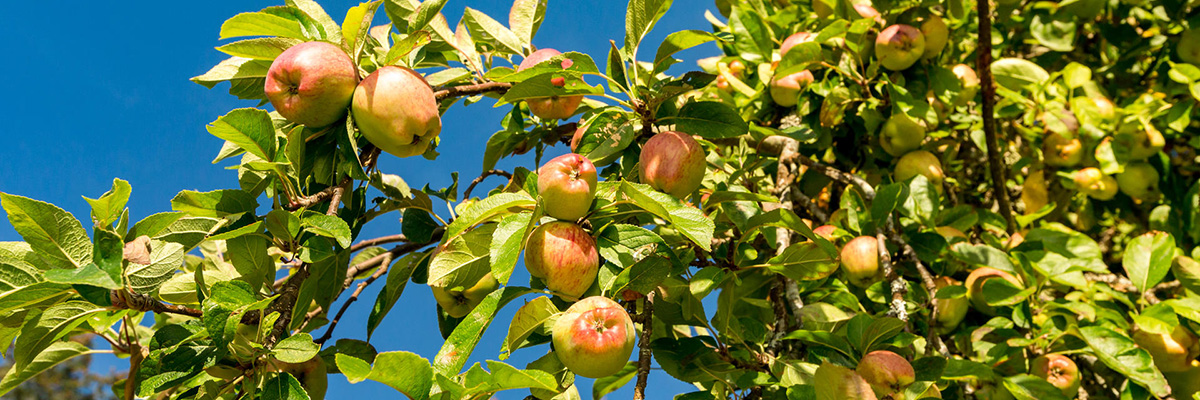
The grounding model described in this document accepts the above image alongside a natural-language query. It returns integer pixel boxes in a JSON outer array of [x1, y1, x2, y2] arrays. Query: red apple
[[932, 276, 969, 334], [551, 296, 636, 378], [351, 66, 442, 158], [1031, 354, 1081, 396], [1073, 167, 1118, 200], [854, 4, 885, 24], [815, 362, 878, 400], [919, 15, 949, 59], [879, 112, 927, 157], [780, 32, 817, 56], [640, 131, 707, 199], [813, 225, 838, 241], [841, 236, 883, 288], [1043, 131, 1084, 167], [538, 154, 598, 220], [519, 48, 584, 120], [265, 41, 359, 128], [895, 150, 945, 194], [951, 64, 980, 107], [857, 350, 916, 398], [524, 221, 599, 298], [569, 123, 587, 153], [965, 267, 1023, 315], [875, 25, 927, 71]]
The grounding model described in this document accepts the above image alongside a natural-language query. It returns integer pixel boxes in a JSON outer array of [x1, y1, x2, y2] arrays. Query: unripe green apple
[[1180, 29, 1200, 65], [965, 267, 1023, 315], [538, 154, 598, 220], [1043, 132, 1084, 167], [431, 272, 498, 318], [815, 362, 878, 400], [895, 150, 945, 194], [1031, 354, 1081, 396], [1116, 162, 1160, 202], [770, 71, 815, 107], [1073, 167, 1118, 200], [951, 64, 980, 107], [841, 236, 883, 288], [519, 48, 584, 120], [265, 42, 359, 128], [525, 221, 599, 298], [875, 25, 926, 71], [879, 112, 927, 157], [351, 66, 442, 158], [919, 15, 949, 59], [1119, 123, 1166, 160], [932, 276, 969, 334], [267, 357, 328, 400], [1091, 97, 1116, 121], [1131, 323, 1200, 373], [551, 296, 635, 378], [856, 350, 915, 398], [1173, 256, 1200, 294], [640, 131, 706, 199]]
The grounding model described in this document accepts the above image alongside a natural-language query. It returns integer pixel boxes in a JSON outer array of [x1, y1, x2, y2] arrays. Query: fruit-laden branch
[[432, 81, 512, 101], [463, 169, 513, 199], [976, 0, 1016, 234]]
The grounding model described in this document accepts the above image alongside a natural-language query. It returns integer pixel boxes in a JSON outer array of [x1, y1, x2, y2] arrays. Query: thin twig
[[316, 253, 393, 344], [342, 228, 444, 290], [977, 0, 1015, 234], [433, 81, 512, 101], [463, 169, 514, 199], [287, 177, 352, 211], [349, 234, 411, 253], [792, 153, 876, 200], [632, 291, 656, 400], [110, 290, 203, 318]]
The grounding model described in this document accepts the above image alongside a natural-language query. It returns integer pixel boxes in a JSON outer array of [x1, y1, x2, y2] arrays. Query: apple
[[1173, 256, 1200, 293], [265, 41, 359, 128], [1116, 162, 1160, 202], [875, 24, 926, 71], [1073, 167, 1118, 200], [815, 362, 878, 400], [1165, 366, 1200, 399], [1031, 354, 1081, 396], [1042, 132, 1084, 167], [569, 123, 587, 153], [770, 71, 815, 107], [895, 150, 945, 194], [351, 66, 442, 158], [1180, 29, 1200, 65], [640, 131, 707, 198], [813, 225, 838, 241], [519, 48, 584, 120], [932, 276, 969, 334], [1131, 323, 1200, 373], [267, 357, 328, 400], [856, 350, 916, 398], [781, 32, 817, 56], [1120, 123, 1166, 160], [841, 236, 883, 288], [965, 267, 1023, 315], [854, 4, 885, 24], [728, 60, 746, 77], [919, 15, 949, 59], [879, 112, 927, 157], [551, 296, 636, 378], [525, 221, 599, 298], [431, 272, 498, 318], [538, 153, 598, 220], [1091, 97, 1116, 121], [952, 64, 980, 107]]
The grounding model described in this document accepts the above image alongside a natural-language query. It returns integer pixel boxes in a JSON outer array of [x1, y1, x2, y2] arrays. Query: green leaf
[[1123, 231, 1175, 293], [0, 341, 99, 396], [595, 224, 676, 270], [341, 0, 383, 54], [592, 362, 638, 399], [741, 208, 839, 257], [619, 181, 714, 251], [206, 108, 278, 162], [286, 0, 342, 43], [336, 353, 373, 383], [574, 112, 638, 166], [265, 209, 302, 242], [781, 330, 855, 358], [191, 57, 272, 89], [950, 244, 1015, 272], [274, 332, 320, 363], [261, 372, 312, 400], [846, 315, 905, 354], [125, 240, 186, 294], [991, 58, 1050, 91], [462, 7, 523, 55], [503, 296, 558, 357], [365, 351, 433, 400], [220, 11, 307, 40], [508, 0, 547, 45], [0, 193, 93, 270], [12, 301, 105, 369], [443, 193, 534, 241], [1029, 12, 1076, 52], [302, 212, 353, 248], [367, 253, 419, 339], [216, 37, 303, 60], [727, 6, 770, 62], [82, 178, 132, 226], [653, 30, 718, 71], [371, 171, 413, 199], [1078, 326, 1169, 397], [434, 287, 536, 376], [43, 264, 121, 290], [752, 242, 839, 281], [608, 255, 672, 296], [428, 224, 494, 289], [490, 212, 534, 285], [625, 0, 674, 49], [0, 282, 74, 317], [402, 209, 438, 244], [171, 189, 259, 218], [669, 101, 748, 139], [413, 0, 450, 33], [152, 216, 222, 251]]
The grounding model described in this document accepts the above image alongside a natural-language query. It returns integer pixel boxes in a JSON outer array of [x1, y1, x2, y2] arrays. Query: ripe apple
[[1116, 162, 1160, 202], [875, 25, 927, 71], [813, 225, 838, 241], [640, 131, 707, 199], [431, 272, 498, 318], [1131, 323, 1200, 373], [1073, 167, 1118, 200], [267, 357, 328, 400], [551, 296, 636, 378], [951, 64, 980, 107], [965, 267, 1023, 315], [1031, 354, 1081, 396], [1042, 131, 1084, 167], [519, 48, 584, 120], [856, 350, 916, 398], [538, 153, 598, 220], [932, 276, 969, 334], [728, 60, 746, 77], [815, 362, 878, 400], [879, 112, 927, 157], [351, 66, 442, 158], [895, 150, 945, 194], [841, 236, 883, 288], [1180, 29, 1200, 65], [919, 15, 949, 59], [264, 41, 359, 128], [781, 32, 817, 57], [524, 221, 599, 298]]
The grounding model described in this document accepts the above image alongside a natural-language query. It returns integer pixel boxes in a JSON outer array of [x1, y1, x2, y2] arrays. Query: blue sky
[[0, 1, 723, 398]]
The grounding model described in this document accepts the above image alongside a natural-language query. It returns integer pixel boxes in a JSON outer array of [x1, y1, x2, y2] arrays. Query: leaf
[[991, 58, 1049, 91], [1123, 231, 1175, 293], [619, 181, 714, 251], [336, 353, 373, 383], [653, 30, 718, 71], [216, 37, 303, 60], [434, 287, 536, 376], [413, 0, 450, 32], [261, 372, 312, 400], [503, 296, 558, 357], [367, 253, 419, 339], [508, 0, 547, 45], [220, 11, 307, 40], [427, 224, 495, 289], [0, 282, 73, 317], [608, 255, 672, 296], [1078, 326, 1169, 397], [741, 208, 839, 257], [366, 351, 433, 400], [370, 171, 413, 199], [625, 0, 674, 49], [752, 242, 839, 281], [950, 244, 1016, 272], [43, 264, 121, 290], [0, 193, 92, 270], [206, 108, 277, 162], [286, 0, 342, 43], [0, 341, 99, 396], [592, 362, 638, 399], [669, 101, 748, 139], [302, 212, 353, 248], [341, 0, 383, 53], [191, 57, 272, 89], [171, 189, 259, 218], [595, 224, 676, 270], [274, 332, 320, 363], [727, 6, 770, 62], [490, 212, 533, 285], [462, 7, 523, 55], [125, 241, 186, 294], [1029, 12, 1076, 52], [83, 178, 132, 226], [443, 193, 534, 241], [12, 301, 105, 369], [401, 209, 438, 244]]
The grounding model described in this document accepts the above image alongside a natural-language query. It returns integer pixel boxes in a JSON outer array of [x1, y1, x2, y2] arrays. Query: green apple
[[1091, 97, 1116, 121], [552, 296, 636, 378], [519, 48, 584, 120], [525, 221, 599, 298], [841, 236, 883, 288], [538, 153, 598, 221], [1180, 29, 1200, 65], [640, 131, 707, 199], [351, 66, 442, 158], [951, 64, 980, 107], [1116, 162, 1160, 202], [265, 42, 359, 128], [815, 362, 878, 400], [267, 357, 328, 400], [932, 276, 968, 334], [1131, 323, 1200, 373], [879, 112, 927, 157], [1031, 354, 1081, 396], [770, 71, 815, 107], [875, 24, 926, 71], [1042, 131, 1084, 167], [1173, 256, 1200, 293], [895, 150, 945, 194], [1073, 167, 1118, 200], [965, 267, 1023, 315], [919, 15, 949, 59], [431, 272, 498, 318], [856, 350, 915, 398], [1122, 124, 1166, 160]]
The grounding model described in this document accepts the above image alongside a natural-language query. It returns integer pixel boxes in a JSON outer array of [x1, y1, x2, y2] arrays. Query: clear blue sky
[[0, 1, 722, 398]]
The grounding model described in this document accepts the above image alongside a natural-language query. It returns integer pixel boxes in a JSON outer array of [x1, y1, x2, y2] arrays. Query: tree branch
[[110, 289, 203, 318], [266, 262, 308, 348], [792, 153, 876, 200], [632, 291, 655, 400], [977, 0, 1016, 234], [349, 234, 411, 253], [287, 177, 352, 211], [315, 253, 393, 344], [463, 169, 513, 199], [433, 81, 512, 101]]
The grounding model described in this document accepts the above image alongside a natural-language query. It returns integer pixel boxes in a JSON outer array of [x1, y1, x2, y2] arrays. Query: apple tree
[[2, 0, 1200, 399]]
